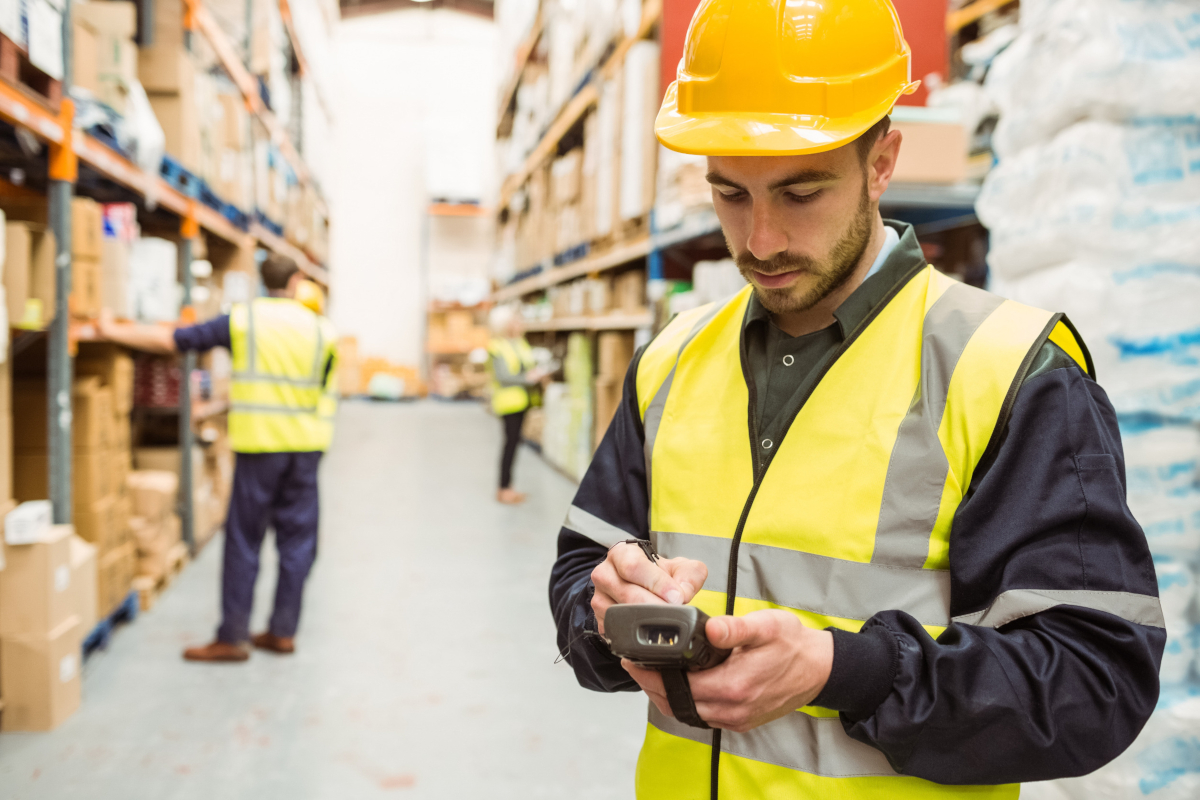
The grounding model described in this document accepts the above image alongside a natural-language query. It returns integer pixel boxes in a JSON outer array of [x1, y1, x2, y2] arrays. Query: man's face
[[707, 139, 890, 315]]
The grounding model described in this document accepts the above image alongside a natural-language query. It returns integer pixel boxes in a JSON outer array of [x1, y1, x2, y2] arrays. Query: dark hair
[[855, 115, 892, 164], [261, 254, 299, 290]]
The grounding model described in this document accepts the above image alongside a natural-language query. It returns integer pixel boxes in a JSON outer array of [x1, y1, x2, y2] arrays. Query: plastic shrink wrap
[[985, 0, 1200, 159], [982, 2, 1200, 796]]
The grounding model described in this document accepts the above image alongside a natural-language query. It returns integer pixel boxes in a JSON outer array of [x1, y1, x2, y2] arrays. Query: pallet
[[82, 590, 139, 659], [199, 181, 251, 230], [159, 155, 201, 198], [131, 542, 190, 612], [0, 34, 62, 112]]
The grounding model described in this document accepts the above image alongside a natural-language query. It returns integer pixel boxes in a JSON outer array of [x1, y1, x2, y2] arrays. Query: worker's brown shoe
[[497, 488, 527, 505], [251, 632, 295, 654], [182, 641, 250, 662]]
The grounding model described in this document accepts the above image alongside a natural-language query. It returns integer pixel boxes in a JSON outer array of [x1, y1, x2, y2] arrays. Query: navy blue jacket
[[549, 295, 1164, 785]]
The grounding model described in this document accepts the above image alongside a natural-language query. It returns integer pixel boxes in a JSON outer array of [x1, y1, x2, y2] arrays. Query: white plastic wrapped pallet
[[982, 2, 1200, 796]]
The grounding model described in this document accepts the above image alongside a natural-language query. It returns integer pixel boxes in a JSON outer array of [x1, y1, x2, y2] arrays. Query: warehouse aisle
[[0, 402, 646, 799]]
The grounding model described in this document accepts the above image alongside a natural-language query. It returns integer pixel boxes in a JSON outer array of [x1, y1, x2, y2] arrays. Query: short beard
[[734, 182, 875, 315]]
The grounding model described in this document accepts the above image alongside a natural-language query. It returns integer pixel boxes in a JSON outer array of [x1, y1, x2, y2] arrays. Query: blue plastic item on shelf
[[159, 155, 201, 198]]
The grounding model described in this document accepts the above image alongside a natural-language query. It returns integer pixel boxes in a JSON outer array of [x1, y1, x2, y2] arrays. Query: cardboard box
[[14, 448, 116, 512], [73, 378, 115, 450], [0, 524, 73, 636], [613, 269, 646, 314], [69, 535, 98, 634], [890, 121, 968, 185], [0, 356, 11, 502], [0, 615, 83, 731], [74, 494, 117, 550], [71, 257, 102, 317], [99, 236, 131, 316], [0, 499, 15, 569], [97, 541, 135, 618], [71, 197, 104, 260], [76, 343, 135, 414], [72, 20, 100, 95], [594, 377, 623, 450], [126, 470, 178, 521], [4, 501, 53, 546], [3, 222, 56, 329], [74, 2, 141, 114], [597, 331, 636, 379], [137, 36, 189, 93]]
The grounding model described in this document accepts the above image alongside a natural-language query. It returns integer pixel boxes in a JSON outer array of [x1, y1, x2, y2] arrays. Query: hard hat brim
[[654, 80, 920, 157]]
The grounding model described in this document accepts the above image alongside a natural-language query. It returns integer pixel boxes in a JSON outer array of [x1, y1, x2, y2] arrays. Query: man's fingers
[[659, 558, 708, 602], [706, 611, 783, 650], [621, 659, 672, 717], [611, 544, 686, 604]]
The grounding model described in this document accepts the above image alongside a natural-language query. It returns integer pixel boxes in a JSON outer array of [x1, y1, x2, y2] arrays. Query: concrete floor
[[0, 401, 647, 798]]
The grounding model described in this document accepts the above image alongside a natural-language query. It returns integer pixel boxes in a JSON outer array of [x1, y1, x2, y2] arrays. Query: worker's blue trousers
[[216, 451, 322, 644]]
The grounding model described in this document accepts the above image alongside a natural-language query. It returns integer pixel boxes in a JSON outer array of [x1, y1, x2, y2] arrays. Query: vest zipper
[[708, 264, 926, 800]]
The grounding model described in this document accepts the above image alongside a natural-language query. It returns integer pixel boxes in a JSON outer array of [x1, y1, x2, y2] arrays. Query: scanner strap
[[662, 668, 709, 729]]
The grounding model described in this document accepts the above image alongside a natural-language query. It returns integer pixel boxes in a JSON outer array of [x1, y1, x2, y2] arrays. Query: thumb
[[706, 612, 778, 650]]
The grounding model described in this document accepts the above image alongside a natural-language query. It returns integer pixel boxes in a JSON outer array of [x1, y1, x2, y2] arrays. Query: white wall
[[330, 9, 496, 366]]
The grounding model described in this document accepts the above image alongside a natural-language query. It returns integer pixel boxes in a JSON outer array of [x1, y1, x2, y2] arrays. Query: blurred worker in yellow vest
[[486, 305, 547, 504], [99, 254, 338, 663], [550, 2, 1162, 798]]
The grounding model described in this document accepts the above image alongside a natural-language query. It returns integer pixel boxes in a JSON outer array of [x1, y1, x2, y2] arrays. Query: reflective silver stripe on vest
[[245, 300, 258, 376], [230, 403, 319, 415], [871, 283, 1005, 568], [653, 530, 951, 627], [563, 504, 631, 549], [643, 302, 728, 495], [953, 588, 1165, 629], [649, 705, 898, 778], [311, 315, 325, 381], [230, 372, 325, 388]]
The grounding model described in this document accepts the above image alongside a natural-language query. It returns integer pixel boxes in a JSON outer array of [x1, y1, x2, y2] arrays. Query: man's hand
[[621, 610, 834, 732], [590, 543, 707, 636], [96, 308, 116, 339]]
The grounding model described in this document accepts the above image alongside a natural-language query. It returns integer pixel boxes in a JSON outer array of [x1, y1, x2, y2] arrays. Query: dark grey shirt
[[743, 221, 1074, 472]]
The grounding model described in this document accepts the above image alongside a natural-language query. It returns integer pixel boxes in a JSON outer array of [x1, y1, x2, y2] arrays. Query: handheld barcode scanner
[[601, 540, 731, 729], [603, 605, 730, 671]]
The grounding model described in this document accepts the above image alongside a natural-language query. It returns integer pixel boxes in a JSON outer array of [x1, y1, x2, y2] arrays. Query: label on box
[[59, 653, 77, 683], [54, 564, 70, 593], [5, 500, 54, 545]]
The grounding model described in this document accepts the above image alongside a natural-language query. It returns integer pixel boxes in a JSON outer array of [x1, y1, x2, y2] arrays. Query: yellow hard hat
[[655, 0, 920, 157], [295, 280, 326, 314]]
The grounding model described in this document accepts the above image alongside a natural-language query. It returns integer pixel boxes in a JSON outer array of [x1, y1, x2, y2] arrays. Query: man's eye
[[787, 190, 822, 204], [717, 190, 747, 202]]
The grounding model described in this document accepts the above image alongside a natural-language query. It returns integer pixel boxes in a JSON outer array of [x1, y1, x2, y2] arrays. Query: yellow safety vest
[[229, 298, 339, 453], [633, 266, 1091, 799], [488, 337, 537, 416]]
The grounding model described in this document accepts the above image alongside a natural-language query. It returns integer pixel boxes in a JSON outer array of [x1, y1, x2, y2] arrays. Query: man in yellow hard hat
[[550, 2, 1163, 797], [99, 254, 338, 662]]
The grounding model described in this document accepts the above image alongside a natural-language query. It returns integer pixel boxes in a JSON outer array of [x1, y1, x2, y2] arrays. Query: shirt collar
[[744, 220, 925, 338]]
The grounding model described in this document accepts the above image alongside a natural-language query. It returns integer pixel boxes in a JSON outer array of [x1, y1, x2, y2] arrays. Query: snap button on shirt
[[782, 354, 794, 366]]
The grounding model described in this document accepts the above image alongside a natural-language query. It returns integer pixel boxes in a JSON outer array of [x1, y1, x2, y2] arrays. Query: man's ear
[[867, 128, 903, 202]]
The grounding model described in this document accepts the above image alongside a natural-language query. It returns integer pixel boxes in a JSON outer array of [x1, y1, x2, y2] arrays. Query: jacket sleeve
[[813, 362, 1166, 784], [548, 347, 648, 693]]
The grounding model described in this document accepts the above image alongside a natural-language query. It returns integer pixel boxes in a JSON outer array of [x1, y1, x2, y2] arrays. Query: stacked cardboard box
[[427, 309, 489, 355], [13, 365, 135, 618], [594, 331, 635, 448], [139, 0, 200, 173], [336, 337, 361, 398], [3, 219, 56, 330], [126, 471, 182, 582], [0, 524, 95, 731], [72, 1, 138, 115], [70, 197, 104, 318], [100, 203, 138, 318]]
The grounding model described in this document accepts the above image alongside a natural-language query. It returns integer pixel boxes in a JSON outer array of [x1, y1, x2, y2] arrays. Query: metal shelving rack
[[9, 0, 331, 546]]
